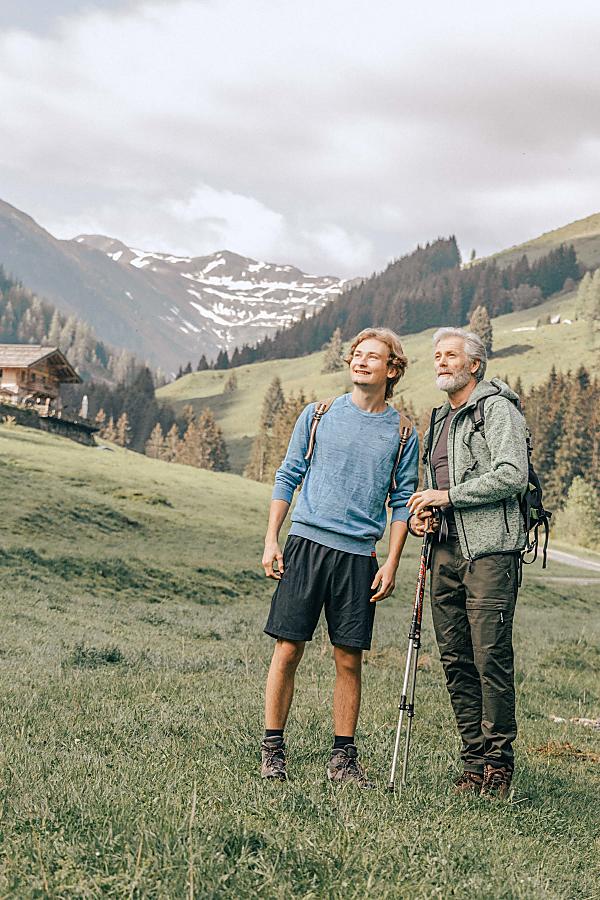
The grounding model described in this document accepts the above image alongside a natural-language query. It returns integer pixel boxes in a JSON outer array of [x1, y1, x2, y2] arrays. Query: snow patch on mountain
[[76, 237, 347, 359]]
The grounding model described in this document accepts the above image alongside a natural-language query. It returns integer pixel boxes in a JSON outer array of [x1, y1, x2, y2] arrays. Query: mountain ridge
[[0, 199, 346, 372]]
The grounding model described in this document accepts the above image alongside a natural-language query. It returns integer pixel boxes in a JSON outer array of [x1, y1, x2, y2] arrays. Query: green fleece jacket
[[423, 378, 530, 560]]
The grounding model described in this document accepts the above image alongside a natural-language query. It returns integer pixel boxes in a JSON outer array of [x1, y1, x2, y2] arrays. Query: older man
[[408, 327, 529, 798]]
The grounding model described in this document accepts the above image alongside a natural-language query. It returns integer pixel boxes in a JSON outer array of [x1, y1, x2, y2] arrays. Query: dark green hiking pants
[[430, 534, 519, 773]]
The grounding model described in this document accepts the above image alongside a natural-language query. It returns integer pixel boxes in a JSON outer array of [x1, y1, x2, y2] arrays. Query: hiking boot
[[260, 736, 287, 781], [453, 771, 484, 794], [480, 764, 512, 799], [327, 744, 374, 789]]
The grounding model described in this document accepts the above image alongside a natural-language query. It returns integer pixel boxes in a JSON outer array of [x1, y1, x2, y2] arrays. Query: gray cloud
[[0, 0, 599, 276]]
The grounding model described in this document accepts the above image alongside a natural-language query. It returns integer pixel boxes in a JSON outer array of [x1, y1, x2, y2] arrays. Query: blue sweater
[[272, 394, 419, 556]]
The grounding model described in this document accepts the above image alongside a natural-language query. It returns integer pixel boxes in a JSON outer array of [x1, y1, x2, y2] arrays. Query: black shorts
[[264, 536, 378, 650]]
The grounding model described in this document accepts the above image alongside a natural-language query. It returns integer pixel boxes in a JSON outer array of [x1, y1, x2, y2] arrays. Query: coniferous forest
[[231, 239, 579, 366], [0, 265, 139, 383]]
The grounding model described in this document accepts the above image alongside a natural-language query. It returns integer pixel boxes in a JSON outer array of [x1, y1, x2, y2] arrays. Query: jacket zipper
[[450, 409, 474, 562], [502, 499, 510, 532]]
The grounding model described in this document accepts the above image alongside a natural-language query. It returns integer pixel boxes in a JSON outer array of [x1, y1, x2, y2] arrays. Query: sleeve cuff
[[391, 507, 411, 524], [272, 485, 294, 504], [448, 486, 460, 508]]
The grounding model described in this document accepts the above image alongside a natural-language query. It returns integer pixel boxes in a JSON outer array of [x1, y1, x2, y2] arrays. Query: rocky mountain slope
[[0, 199, 346, 372]]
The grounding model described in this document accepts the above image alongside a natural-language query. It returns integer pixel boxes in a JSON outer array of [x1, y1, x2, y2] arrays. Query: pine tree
[[321, 327, 345, 373], [245, 377, 286, 481], [266, 391, 307, 482], [95, 408, 107, 430], [115, 412, 131, 448], [214, 350, 230, 370], [102, 416, 117, 443], [575, 271, 593, 320], [548, 370, 594, 501], [198, 408, 229, 471], [556, 477, 600, 549], [47, 310, 62, 347], [469, 305, 493, 355], [163, 424, 181, 462], [197, 354, 209, 372], [145, 423, 165, 458], [260, 377, 285, 429], [223, 371, 238, 393], [178, 409, 229, 471]]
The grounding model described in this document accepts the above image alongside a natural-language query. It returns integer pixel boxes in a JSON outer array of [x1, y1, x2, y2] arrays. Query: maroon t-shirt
[[430, 405, 465, 490]]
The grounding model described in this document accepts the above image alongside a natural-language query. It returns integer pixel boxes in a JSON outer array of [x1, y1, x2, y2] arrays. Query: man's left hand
[[407, 488, 450, 516], [371, 561, 397, 602]]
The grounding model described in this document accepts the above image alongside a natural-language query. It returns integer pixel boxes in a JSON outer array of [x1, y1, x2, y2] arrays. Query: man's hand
[[262, 539, 284, 580], [371, 561, 397, 602], [409, 513, 428, 536], [407, 488, 450, 517]]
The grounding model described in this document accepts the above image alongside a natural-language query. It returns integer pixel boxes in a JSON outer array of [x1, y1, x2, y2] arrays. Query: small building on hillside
[[0, 344, 96, 445], [0, 344, 81, 410]]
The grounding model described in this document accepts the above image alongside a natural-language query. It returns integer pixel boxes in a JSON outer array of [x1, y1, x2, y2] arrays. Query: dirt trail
[[546, 548, 600, 572]]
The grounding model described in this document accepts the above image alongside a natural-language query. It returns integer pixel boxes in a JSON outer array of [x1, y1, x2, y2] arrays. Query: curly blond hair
[[344, 327, 408, 400]]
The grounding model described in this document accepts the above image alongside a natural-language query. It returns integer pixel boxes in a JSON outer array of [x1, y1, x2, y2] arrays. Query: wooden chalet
[[0, 344, 97, 445], [0, 344, 81, 410]]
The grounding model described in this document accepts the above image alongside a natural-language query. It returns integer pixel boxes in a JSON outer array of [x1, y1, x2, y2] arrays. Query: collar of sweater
[[432, 377, 520, 425]]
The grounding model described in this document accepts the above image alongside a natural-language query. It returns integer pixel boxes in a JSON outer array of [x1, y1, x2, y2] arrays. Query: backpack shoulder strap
[[471, 385, 504, 436], [390, 412, 413, 491], [472, 397, 486, 433], [304, 397, 336, 461], [426, 407, 437, 460]]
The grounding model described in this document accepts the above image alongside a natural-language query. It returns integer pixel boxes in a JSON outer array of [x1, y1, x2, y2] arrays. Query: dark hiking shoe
[[453, 771, 484, 794], [260, 736, 287, 781], [480, 764, 512, 799], [327, 744, 374, 789]]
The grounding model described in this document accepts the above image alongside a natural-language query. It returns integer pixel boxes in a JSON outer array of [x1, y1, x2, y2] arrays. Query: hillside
[[0, 199, 345, 372], [158, 287, 593, 473], [0, 424, 598, 895], [487, 210, 600, 269]]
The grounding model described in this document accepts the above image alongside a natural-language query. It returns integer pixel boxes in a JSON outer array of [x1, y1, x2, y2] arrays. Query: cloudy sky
[[0, 0, 599, 276]]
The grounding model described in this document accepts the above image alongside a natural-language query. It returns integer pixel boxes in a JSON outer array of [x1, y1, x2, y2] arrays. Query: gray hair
[[432, 327, 487, 382]]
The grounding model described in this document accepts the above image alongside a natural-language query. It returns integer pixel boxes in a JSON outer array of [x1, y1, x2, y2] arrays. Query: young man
[[260, 327, 419, 785], [407, 327, 529, 799]]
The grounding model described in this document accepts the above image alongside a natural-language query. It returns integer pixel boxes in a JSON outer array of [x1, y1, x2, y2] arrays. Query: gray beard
[[436, 366, 472, 394]]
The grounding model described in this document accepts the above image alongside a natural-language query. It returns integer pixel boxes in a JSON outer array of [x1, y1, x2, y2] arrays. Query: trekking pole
[[388, 525, 434, 794]]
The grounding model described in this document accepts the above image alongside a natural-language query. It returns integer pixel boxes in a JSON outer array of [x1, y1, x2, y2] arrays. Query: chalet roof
[[0, 344, 82, 383]]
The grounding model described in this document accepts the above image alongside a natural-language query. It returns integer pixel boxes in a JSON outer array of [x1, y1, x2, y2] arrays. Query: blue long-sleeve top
[[272, 393, 419, 556]]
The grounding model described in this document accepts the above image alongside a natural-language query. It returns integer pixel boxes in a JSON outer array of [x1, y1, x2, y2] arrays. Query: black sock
[[333, 735, 354, 750], [264, 729, 284, 740]]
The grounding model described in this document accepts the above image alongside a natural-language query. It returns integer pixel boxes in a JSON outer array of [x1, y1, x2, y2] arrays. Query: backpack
[[304, 397, 413, 495], [471, 392, 552, 568]]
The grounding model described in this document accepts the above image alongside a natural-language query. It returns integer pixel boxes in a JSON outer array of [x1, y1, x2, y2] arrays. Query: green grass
[[486, 210, 600, 269], [0, 424, 599, 896], [158, 289, 599, 473]]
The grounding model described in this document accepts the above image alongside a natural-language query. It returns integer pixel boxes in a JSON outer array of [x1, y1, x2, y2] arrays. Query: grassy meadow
[[0, 423, 599, 897], [158, 289, 599, 473], [488, 211, 600, 269]]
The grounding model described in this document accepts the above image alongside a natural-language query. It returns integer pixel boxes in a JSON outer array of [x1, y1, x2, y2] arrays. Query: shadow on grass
[[0, 548, 258, 604], [492, 343, 534, 359]]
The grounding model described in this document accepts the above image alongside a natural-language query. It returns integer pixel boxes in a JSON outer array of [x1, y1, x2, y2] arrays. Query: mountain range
[[1, 196, 599, 375], [0, 199, 347, 373]]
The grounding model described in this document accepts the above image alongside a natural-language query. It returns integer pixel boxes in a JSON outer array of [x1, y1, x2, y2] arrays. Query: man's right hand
[[409, 511, 438, 537], [262, 539, 284, 580]]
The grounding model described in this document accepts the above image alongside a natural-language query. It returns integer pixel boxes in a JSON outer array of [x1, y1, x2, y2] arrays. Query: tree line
[[0, 264, 141, 383], [64, 367, 227, 471], [244, 365, 599, 548], [519, 366, 599, 518], [228, 240, 580, 366]]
